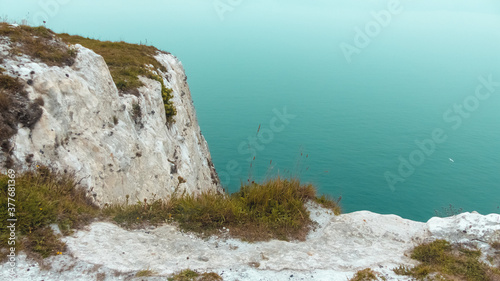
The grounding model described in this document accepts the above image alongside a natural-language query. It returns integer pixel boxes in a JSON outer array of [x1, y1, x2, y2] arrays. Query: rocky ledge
[[2, 203, 499, 280]]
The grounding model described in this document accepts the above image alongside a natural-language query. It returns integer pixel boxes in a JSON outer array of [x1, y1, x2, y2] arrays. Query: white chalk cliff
[[0, 40, 220, 204], [1, 28, 499, 281]]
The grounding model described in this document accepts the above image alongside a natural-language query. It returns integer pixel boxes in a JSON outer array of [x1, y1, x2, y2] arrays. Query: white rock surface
[[2, 204, 498, 281], [0, 42, 220, 205]]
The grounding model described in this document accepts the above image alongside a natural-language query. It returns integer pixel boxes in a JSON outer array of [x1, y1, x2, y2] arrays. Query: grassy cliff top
[[0, 23, 176, 122]]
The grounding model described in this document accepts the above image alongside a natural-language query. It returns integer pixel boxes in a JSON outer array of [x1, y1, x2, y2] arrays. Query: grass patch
[[104, 177, 336, 241], [0, 22, 76, 66], [0, 167, 99, 259], [394, 239, 500, 281], [0, 169, 340, 259], [135, 269, 156, 277], [57, 33, 176, 123], [167, 269, 222, 281], [315, 194, 341, 215], [349, 268, 379, 281]]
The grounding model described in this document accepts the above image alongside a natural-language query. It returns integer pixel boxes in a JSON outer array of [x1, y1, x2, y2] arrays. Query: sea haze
[[2, 0, 499, 221]]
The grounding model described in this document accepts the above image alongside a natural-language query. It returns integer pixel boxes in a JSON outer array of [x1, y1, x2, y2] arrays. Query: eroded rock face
[[0, 43, 221, 204]]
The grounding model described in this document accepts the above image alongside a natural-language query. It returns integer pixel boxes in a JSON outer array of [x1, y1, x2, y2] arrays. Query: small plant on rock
[[349, 268, 380, 281]]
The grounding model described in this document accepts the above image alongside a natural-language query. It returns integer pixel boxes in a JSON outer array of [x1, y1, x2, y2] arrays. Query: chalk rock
[[0, 42, 220, 204], [2, 204, 499, 280], [428, 212, 500, 244]]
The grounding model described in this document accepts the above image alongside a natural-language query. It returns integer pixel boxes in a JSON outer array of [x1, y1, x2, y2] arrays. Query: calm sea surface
[[2, 0, 500, 221]]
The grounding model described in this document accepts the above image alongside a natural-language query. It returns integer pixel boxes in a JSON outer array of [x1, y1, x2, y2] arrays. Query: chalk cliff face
[[0, 39, 220, 204]]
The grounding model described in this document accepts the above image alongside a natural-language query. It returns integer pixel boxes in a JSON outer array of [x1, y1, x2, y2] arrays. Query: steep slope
[[0, 24, 220, 205]]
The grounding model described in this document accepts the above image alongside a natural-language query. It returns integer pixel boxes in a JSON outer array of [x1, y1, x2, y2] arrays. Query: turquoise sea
[[2, 0, 500, 221]]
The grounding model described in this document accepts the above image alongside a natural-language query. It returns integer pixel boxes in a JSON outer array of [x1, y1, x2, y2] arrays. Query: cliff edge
[[0, 24, 220, 205]]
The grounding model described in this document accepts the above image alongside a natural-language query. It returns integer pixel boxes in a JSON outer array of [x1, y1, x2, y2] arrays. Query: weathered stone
[[0, 43, 220, 205], [3, 203, 498, 281]]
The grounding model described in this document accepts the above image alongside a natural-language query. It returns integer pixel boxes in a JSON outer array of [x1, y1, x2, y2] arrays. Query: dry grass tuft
[[349, 268, 380, 281], [0, 167, 100, 258], [0, 22, 76, 66], [167, 269, 222, 281], [315, 194, 342, 215], [104, 177, 334, 241], [394, 239, 500, 281], [135, 269, 156, 277]]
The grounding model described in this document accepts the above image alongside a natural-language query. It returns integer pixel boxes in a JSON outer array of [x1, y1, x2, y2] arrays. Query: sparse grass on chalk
[[315, 194, 342, 215], [135, 269, 156, 277], [0, 170, 341, 259], [0, 22, 76, 67], [393, 239, 500, 280], [167, 269, 222, 281], [0, 167, 99, 259], [349, 268, 380, 281], [105, 177, 340, 241]]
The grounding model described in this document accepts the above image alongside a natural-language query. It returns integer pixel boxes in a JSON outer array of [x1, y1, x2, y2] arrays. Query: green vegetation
[[105, 177, 339, 241], [349, 268, 380, 281], [315, 194, 342, 215], [148, 74, 176, 123], [393, 239, 500, 280], [0, 23, 76, 66], [0, 23, 176, 123], [0, 169, 341, 259], [0, 167, 99, 259], [167, 269, 222, 281], [57, 33, 177, 123], [135, 269, 156, 277]]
